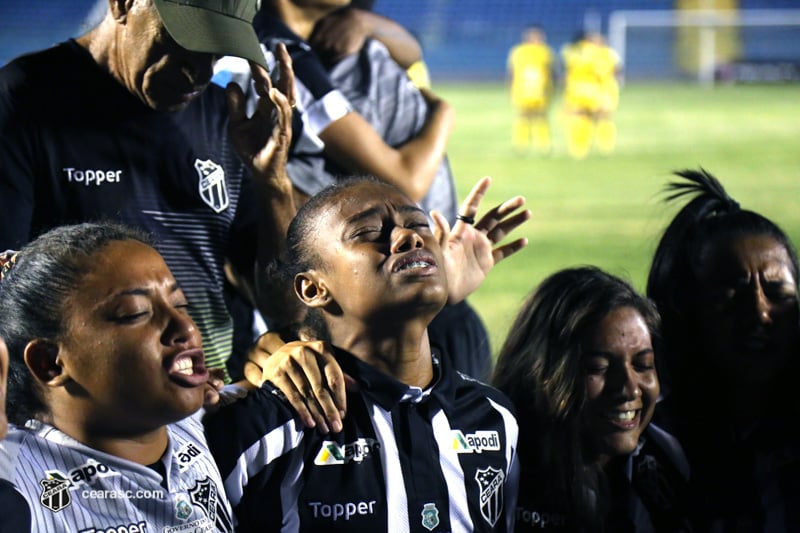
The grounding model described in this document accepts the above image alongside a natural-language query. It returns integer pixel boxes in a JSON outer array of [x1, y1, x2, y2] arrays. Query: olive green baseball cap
[[153, 0, 267, 69]]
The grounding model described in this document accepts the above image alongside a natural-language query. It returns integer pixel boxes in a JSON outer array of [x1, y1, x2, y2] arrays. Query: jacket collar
[[333, 346, 455, 412]]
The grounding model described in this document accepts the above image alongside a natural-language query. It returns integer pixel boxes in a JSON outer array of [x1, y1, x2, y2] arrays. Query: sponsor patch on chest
[[46, 459, 120, 488], [307, 500, 378, 522], [451, 430, 501, 453], [314, 438, 381, 465], [175, 441, 205, 472]]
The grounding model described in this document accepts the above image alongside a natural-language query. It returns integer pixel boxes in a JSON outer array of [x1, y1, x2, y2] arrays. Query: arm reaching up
[[432, 176, 532, 304], [227, 43, 306, 325]]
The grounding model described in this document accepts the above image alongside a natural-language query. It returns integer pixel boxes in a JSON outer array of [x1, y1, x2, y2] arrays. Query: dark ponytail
[[647, 168, 798, 390]]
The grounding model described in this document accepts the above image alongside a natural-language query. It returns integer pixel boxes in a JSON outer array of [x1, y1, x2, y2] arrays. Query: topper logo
[[308, 500, 377, 521], [63, 168, 122, 186]]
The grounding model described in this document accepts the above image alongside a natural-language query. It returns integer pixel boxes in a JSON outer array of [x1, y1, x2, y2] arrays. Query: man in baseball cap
[[153, 0, 268, 70], [0, 0, 296, 386]]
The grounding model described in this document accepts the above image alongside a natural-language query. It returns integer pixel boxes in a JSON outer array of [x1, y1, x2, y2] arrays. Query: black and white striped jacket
[[205, 348, 519, 532]]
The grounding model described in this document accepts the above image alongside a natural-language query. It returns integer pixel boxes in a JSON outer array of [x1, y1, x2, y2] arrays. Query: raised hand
[[431, 176, 531, 304], [226, 42, 295, 191], [226, 43, 300, 313]]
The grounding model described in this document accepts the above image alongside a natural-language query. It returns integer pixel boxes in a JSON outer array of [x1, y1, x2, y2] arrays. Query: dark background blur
[[2, 0, 799, 82]]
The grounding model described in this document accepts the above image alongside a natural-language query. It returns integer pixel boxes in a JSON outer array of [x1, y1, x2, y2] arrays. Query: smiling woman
[[492, 266, 692, 532], [0, 223, 233, 532], [581, 306, 660, 466]]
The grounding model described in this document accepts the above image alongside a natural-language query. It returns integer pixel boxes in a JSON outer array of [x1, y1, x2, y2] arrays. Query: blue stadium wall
[[1, 0, 798, 80], [374, 0, 800, 81]]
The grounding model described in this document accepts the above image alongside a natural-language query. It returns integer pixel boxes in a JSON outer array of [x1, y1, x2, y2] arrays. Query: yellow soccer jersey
[[593, 45, 622, 112], [507, 42, 553, 109], [562, 40, 603, 112]]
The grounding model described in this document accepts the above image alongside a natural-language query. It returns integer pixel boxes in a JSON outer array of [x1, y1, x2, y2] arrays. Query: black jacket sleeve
[[0, 479, 32, 533]]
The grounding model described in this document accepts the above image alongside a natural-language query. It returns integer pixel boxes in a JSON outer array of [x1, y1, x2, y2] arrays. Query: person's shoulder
[[451, 370, 517, 414], [0, 427, 21, 477], [1, 41, 65, 68], [1, 41, 82, 83], [0, 424, 44, 485], [204, 384, 296, 434], [0, 40, 105, 121], [241, 383, 297, 410], [170, 409, 209, 440], [203, 385, 305, 480], [601, 45, 620, 61], [362, 38, 392, 59], [1, 423, 37, 455], [331, 38, 397, 83], [0, 42, 76, 109], [642, 422, 690, 479], [360, 38, 409, 75], [0, 428, 36, 532]]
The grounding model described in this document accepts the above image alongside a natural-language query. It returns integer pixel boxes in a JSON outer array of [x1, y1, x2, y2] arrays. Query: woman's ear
[[24, 340, 70, 387], [294, 271, 331, 308]]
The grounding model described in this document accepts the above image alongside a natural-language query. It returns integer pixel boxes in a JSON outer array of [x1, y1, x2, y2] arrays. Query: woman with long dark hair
[[647, 169, 800, 530], [494, 267, 691, 531]]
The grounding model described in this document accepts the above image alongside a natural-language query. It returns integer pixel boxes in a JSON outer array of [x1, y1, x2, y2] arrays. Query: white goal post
[[608, 9, 800, 86]]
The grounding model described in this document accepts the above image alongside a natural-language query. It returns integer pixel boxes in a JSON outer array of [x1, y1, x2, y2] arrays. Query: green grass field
[[437, 81, 800, 355]]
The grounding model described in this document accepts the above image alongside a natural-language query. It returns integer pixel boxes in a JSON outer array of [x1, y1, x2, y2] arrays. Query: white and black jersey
[[0, 40, 259, 375], [205, 349, 519, 532], [0, 413, 233, 532]]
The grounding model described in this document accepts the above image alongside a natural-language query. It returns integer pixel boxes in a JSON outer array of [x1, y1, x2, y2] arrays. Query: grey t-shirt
[[327, 39, 458, 224]]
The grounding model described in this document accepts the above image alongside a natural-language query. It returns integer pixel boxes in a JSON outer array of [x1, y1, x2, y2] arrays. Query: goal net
[[609, 9, 800, 84]]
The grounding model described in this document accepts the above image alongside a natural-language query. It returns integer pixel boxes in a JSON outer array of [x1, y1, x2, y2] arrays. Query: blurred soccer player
[[507, 25, 555, 155], [561, 31, 622, 159], [592, 33, 622, 155]]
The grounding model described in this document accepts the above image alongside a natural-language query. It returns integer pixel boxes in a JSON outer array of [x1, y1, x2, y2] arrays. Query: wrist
[[253, 164, 294, 195]]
